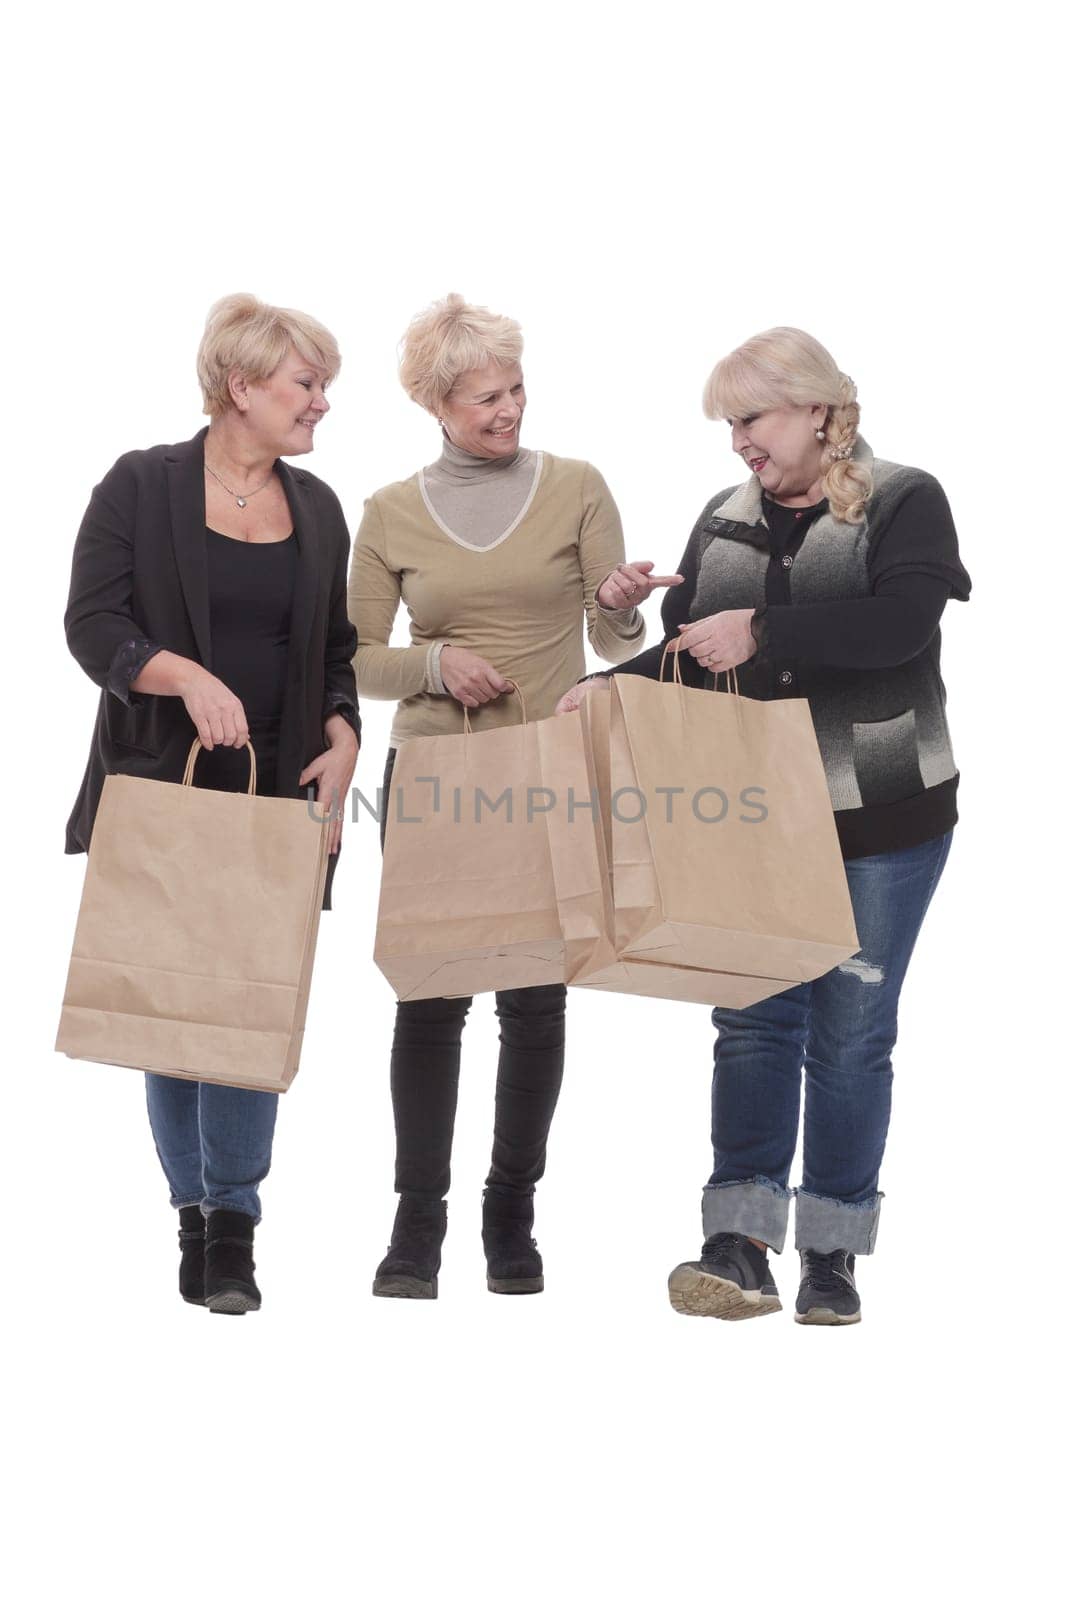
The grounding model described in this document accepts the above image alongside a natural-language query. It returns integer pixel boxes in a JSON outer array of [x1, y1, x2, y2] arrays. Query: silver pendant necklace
[[205, 460, 273, 509]]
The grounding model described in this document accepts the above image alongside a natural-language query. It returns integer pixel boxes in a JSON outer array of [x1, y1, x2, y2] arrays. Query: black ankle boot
[[372, 1196, 447, 1299], [482, 1186, 544, 1295], [203, 1209, 261, 1315], [178, 1206, 206, 1306]]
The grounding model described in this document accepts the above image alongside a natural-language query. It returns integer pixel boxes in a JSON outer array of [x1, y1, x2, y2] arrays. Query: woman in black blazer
[[64, 293, 361, 1314]]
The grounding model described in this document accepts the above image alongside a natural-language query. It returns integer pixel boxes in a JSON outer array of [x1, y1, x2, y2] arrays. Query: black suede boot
[[178, 1205, 206, 1306], [372, 1196, 447, 1299], [203, 1209, 261, 1315], [482, 1187, 544, 1295]]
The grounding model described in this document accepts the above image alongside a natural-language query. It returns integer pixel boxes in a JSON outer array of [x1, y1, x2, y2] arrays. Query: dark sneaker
[[668, 1232, 782, 1320], [795, 1249, 861, 1325]]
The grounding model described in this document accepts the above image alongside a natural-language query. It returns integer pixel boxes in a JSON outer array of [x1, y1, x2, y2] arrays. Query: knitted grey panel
[[689, 461, 958, 815]]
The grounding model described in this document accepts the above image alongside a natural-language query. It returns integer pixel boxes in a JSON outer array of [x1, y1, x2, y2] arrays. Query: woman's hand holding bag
[[440, 645, 514, 708]]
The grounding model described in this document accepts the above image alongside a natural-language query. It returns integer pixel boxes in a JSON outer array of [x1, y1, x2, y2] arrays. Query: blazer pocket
[[105, 698, 164, 757]]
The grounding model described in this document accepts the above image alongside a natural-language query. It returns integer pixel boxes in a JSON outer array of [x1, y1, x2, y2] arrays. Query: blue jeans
[[143, 735, 281, 1222], [145, 1076, 279, 1221], [702, 830, 953, 1255]]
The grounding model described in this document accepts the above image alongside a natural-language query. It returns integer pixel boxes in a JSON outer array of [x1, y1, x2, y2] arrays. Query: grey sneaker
[[794, 1249, 862, 1325], [668, 1232, 782, 1321]]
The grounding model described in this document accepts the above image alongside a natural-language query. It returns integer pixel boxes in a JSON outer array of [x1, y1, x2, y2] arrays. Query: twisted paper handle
[[462, 680, 528, 735], [181, 737, 257, 795], [657, 645, 739, 696]]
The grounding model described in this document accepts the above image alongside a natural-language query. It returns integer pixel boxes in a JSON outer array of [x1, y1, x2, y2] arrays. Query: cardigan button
[[778, 670, 793, 686], [782, 554, 794, 568]]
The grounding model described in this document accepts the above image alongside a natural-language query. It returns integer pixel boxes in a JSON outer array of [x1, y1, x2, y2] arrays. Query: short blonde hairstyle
[[398, 293, 524, 415], [197, 292, 341, 418], [703, 327, 872, 524]]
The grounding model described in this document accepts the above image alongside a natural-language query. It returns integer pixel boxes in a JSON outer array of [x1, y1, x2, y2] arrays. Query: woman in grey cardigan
[[558, 326, 969, 1326]]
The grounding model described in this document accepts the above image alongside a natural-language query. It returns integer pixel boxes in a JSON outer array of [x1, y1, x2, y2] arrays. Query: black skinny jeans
[[381, 748, 566, 1200]]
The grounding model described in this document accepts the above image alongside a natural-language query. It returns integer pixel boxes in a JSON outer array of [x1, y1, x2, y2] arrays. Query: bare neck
[[769, 474, 827, 509], [204, 415, 277, 490]]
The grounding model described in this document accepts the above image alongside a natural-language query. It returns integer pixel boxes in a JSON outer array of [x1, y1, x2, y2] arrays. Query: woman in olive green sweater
[[349, 292, 679, 1300]]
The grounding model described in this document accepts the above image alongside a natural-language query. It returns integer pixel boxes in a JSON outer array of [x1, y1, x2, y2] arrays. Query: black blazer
[[64, 428, 361, 908]]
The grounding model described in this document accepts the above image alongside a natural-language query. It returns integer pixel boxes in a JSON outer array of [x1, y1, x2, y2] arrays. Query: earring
[[815, 429, 826, 440]]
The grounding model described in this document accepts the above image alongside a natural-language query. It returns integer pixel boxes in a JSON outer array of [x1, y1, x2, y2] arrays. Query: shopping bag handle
[[658, 644, 739, 696], [181, 737, 258, 795], [462, 680, 527, 735]]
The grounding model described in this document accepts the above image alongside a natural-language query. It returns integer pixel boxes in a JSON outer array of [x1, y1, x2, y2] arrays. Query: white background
[[4, 3, 1058, 1595]]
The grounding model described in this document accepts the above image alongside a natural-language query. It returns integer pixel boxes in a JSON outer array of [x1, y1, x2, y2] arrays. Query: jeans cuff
[[795, 1188, 883, 1255], [201, 1201, 261, 1223], [702, 1177, 791, 1253]]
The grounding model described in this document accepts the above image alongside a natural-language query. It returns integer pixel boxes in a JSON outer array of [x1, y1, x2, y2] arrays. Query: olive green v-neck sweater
[[348, 451, 645, 745]]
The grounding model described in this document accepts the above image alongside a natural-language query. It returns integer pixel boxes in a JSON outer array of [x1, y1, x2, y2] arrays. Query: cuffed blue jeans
[[702, 829, 953, 1255]]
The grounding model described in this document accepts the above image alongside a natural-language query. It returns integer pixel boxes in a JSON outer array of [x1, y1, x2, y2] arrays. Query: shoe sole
[[668, 1265, 781, 1321], [795, 1307, 862, 1325], [372, 1274, 438, 1299], [487, 1275, 544, 1294], [206, 1287, 261, 1315]]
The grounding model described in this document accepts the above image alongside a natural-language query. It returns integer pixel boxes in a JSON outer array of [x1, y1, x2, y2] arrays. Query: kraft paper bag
[[56, 739, 330, 1092], [609, 663, 858, 984], [375, 688, 593, 1001], [533, 706, 619, 986], [554, 685, 796, 1008]]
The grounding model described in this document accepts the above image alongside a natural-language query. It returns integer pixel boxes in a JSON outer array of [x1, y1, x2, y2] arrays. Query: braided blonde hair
[[703, 327, 872, 524]]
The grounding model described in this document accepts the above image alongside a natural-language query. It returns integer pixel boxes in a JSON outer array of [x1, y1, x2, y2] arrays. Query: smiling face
[[729, 401, 828, 505], [235, 345, 331, 456], [439, 360, 526, 458]]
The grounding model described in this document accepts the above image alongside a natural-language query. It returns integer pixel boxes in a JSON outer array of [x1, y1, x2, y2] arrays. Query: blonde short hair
[[398, 293, 524, 415], [703, 327, 872, 524], [196, 293, 341, 418]]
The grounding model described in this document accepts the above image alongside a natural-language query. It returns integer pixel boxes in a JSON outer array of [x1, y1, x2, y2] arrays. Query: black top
[[205, 527, 299, 731], [599, 471, 970, 859], [64, 430, 360, 908]]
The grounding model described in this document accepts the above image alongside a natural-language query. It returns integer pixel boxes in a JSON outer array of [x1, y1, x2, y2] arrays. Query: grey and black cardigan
[[607, 439, 971, 858]]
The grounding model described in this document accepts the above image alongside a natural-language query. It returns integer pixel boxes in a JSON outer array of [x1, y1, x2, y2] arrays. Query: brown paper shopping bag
[[609, 659, 858, 985], [547, 684, 798, 1008], [375, 687, 564, 1000], [56, 739, 330, 1092], [533, 706, 619, 986]]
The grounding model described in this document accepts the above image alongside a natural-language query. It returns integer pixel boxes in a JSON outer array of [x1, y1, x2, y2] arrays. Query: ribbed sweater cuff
[[424, 640, 448, 695]]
